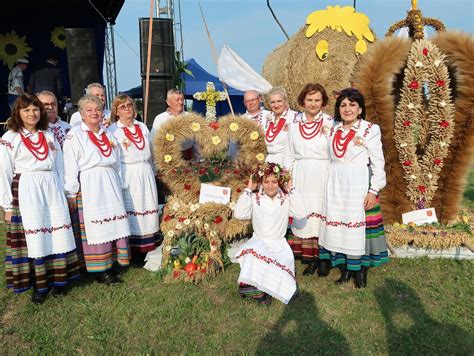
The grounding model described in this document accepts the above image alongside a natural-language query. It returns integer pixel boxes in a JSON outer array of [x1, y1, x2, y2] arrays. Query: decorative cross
[[193, 82, 227, 122]]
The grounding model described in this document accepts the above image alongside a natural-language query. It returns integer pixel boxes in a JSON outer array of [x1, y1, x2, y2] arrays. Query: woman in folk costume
[[0, 94, 80, 304], [319, 88, 389, 288], [282, 83, 333, 276], [63, 95, 131, 285], [264, 87, 298, 165], [234, 162, 306, 305], [109, 95, 160, 265]]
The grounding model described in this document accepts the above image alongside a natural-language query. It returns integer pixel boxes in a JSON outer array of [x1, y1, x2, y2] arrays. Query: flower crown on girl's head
[[252, 162, 291, 185]]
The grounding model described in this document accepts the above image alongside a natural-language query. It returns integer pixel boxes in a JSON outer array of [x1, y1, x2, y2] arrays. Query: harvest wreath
[[154, 113, 267, 282]]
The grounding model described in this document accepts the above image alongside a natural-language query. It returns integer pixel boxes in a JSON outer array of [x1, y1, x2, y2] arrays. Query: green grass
[[1, 169, 474, 355], [462, 168, 474, 210], [1, 231, 473, 355]]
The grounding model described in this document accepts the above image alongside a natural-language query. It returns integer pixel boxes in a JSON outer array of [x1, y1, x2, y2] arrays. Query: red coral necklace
[[332, 128, 355, 158], [265, 118, 286, 143], [299, 116, 323, 140], [88, 131, 112, 157], [20, 131, 49, 160], [123, 124, 145, 150]]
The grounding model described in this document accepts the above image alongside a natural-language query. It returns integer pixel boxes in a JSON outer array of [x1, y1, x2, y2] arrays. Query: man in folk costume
[[242, 90, 272, 128], [37, 91, 71, 149], [69, 83, 111, 127], [150, 88, 198, 158]]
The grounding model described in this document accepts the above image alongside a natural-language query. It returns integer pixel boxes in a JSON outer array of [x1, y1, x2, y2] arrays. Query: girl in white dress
[[264, 87, 298, 165], [0, 94, 80, 304], [234, 162, 306, 305], [63, 95, 131, 285], [109, 95, 160, 265], [319, 88, 389, 288], [283, 83, 333, 276]]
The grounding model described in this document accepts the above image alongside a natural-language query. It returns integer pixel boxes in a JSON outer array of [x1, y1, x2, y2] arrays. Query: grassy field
[[1, 170, 474, 354], [462, 168, 474, 210], [0, 234, 473, 355]]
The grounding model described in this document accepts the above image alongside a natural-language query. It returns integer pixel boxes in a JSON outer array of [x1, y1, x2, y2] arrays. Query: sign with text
[[199, 183, 231, 205], [402, 208, 438, 226]]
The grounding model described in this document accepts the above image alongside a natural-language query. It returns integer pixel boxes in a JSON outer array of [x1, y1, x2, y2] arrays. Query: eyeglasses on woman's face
[[118, 103, 133, 111]]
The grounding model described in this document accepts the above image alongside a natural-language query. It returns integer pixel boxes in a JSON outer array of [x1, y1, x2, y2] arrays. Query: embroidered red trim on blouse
[[127, 209, 159, 217], [24, 223, 73, 235], [307, 212, 365, 229], [236, 248, 296, 280], [91, 213, 128, 224]]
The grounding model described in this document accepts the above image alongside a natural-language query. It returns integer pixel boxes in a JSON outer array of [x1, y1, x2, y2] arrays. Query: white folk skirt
[[122, 162, 159, 236], [236, 236, 296, 304], [18, 171, 76, 258], [80, 166, 131, 245], [291, 158, 329, 238], [319, 162, 369, 256]]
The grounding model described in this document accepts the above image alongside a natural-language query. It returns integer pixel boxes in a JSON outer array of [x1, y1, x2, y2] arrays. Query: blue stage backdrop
[[0, 0, 124, 121]]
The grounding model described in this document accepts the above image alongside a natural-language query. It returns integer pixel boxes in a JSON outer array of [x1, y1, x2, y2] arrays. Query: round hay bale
[[262, 6, 376, 115]]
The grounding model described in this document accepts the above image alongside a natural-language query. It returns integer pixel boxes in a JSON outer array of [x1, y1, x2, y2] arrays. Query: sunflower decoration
[[0, 30, 32, 69], [51, 26, 66, 49]]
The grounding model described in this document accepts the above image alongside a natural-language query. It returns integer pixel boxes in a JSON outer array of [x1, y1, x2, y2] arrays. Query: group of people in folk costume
[[235, 85, 388, 305], [1, 92, 160, 304], [0, 82, 388, 306]]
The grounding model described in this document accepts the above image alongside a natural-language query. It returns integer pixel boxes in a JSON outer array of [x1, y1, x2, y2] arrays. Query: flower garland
[[393, 39, 454, 209], [253, 162, 291, 186], [193, 82, 227, 122]]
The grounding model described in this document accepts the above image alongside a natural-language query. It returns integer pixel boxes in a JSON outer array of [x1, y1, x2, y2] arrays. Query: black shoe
[[111, 262, 128, 275], [302, 260, 319, 276], [355, 267, 368, 288], [95, 271, 122, 285], [256, 294, 272, 305], [317, 259, 331, 277], [335, 268, 353, 285], [51, 286, 67, 297], [31, 289, 47, 304]]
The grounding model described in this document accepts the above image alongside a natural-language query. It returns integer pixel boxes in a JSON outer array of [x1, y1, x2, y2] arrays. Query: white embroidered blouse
[[328, 119, 386, 193], [0, 129, 63, 211], [62, 122, 124, 198], [234, 187, 306, 246], [282, 111, 333, 170], [109, 120, 154, 164]]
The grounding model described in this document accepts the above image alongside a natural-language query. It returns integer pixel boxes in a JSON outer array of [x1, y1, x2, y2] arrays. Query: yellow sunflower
[[51, 26, 66, 49], [0, 30, 32, 69]]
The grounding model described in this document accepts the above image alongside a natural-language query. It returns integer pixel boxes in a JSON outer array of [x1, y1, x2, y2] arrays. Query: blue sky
[[113, 0, 473, 91]]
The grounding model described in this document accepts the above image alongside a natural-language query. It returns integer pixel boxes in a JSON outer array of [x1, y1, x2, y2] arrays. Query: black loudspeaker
[[139, 18, 175, 78], [65, 28, 100, 104], [142, 77, 174, 124]]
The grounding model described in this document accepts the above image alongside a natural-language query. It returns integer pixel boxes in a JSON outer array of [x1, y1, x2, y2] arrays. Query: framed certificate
[[199, 183, 231, 205]]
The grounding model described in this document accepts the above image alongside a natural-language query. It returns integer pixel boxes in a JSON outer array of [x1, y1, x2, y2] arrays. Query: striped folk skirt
[[123, 162, 160, 255], [73, 190, 130, 273], [5, 175, 81, 294], [287, 234, 319, 262], [238, 283, 272, 305], [319, 198, 389, 271]]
